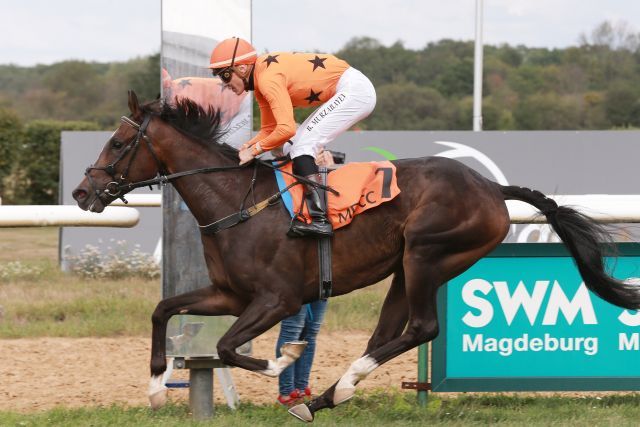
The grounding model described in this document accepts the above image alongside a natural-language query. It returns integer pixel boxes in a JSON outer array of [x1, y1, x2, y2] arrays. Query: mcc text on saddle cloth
[[274, 161, 401, 229]]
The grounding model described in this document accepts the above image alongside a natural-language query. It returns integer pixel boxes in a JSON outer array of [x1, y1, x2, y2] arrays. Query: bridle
[[84, 114, 166, 204]]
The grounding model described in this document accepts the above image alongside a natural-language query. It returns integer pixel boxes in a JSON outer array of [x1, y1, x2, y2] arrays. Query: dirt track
[[0, 330, 417, 412]]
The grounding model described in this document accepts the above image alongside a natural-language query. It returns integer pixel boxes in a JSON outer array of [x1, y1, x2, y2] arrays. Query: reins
[[116, 155, 339, 196], [100, 113, 339, 234]]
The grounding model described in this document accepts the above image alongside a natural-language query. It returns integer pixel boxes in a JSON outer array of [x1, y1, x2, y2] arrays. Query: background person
[[266, 146, 336, 405], [274, 150, 336, 406], [161, 68, 251, 148], [275, 299, 328, 405]]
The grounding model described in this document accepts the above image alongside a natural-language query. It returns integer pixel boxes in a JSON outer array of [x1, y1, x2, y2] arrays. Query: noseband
[[84, 114, 165, 204]]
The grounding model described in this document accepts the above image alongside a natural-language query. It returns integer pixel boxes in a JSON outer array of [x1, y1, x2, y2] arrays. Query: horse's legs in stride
[[290, 270, 409, 422], [293, 223, 506, 422], [216, 294, 305, 375], [149, 286, 245, 409], [343, 252, 441, 394]]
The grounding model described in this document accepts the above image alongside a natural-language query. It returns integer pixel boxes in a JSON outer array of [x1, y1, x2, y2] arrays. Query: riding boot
[[288, 173, 333, 238]]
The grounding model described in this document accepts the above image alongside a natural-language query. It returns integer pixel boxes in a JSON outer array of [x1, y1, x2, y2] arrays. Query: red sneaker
[[301, 387, 312, 399], [277, 390, 300, 406]]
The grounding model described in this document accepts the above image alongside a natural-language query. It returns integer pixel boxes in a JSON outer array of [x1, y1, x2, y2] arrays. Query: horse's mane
[[141, 97, 240, 162]]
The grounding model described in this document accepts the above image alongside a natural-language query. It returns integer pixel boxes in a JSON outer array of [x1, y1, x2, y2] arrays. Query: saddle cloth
[[274, 161, 401, 230]]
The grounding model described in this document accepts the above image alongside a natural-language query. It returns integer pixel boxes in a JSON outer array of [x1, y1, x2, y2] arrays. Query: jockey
[[208, 37, 377, 238]]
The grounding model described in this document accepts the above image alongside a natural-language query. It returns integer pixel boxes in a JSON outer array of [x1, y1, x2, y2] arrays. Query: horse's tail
[[500, 185, 640, 310]]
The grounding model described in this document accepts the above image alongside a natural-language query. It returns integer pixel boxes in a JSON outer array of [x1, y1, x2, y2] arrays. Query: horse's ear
[[127, 90, 142, 118]]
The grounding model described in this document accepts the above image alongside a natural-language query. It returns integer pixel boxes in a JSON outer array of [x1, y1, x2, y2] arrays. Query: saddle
[[275, 160, 401, 300], [274, 160, 401, 229]]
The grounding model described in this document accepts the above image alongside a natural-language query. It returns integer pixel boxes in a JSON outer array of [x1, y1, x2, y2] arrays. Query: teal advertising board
[[432, 243, 640, 391]]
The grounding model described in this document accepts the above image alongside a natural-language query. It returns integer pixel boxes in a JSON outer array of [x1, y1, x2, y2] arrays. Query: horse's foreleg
[[215, 294, 303, 374], [290, 270, 409, 422], [149, 286, 245, 409]]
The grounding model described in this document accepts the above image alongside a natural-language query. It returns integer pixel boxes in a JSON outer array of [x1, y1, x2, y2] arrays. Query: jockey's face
[[224, 71, 244, 95], [225, 65, 249, 95]]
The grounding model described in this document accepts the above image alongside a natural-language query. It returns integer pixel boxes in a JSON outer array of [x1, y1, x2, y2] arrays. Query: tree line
[[339, 22, 640, 130], [0, 21, 639, 203], [0, 55, 160, 204]]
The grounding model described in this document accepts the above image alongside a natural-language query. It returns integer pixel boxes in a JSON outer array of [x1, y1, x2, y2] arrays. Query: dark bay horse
[[73, 92, 640, 422]]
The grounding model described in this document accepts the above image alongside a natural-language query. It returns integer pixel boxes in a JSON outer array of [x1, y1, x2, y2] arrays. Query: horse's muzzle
[[72, 185, 106, 213]]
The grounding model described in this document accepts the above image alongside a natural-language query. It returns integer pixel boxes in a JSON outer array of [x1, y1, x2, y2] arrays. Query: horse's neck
[[161, 136, 249, 225]]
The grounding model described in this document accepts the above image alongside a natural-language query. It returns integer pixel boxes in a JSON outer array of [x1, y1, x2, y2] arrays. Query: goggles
[[212, 37, 240, 84], [213, 67, 234, 83]]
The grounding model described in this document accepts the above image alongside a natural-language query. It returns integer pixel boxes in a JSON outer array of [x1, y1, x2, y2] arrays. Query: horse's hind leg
[[290, 269, 409, 422], [364, 269, 409, 354], [331, 253, 442, 405], [315, 193, 511, 407], [294, 240, 502, 422], [148, 286, 245, 409]]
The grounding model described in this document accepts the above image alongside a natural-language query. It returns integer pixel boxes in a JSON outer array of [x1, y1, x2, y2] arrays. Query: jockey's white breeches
[[284, 67, 376, 159]]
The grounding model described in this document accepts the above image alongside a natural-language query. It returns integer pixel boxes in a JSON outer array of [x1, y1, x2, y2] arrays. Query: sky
[[0, 0, 638, 66]]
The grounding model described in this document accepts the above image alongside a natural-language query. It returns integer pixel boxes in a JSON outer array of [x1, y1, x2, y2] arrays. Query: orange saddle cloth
[[274, 161, 401, 230]]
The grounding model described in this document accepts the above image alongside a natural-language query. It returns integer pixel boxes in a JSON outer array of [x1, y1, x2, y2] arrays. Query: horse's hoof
[[149, 387, 167, 410], [281, 341, 307, 360], [333, 386, 356, 405], [260, 343, 309, 377], [289, 403, 314, 423]]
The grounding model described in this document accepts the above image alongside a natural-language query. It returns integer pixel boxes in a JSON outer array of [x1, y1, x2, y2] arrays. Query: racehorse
[[72, 91, 640, 422]]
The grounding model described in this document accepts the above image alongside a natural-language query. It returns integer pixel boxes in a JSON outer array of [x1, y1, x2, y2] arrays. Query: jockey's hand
[[315, 150, 335, 167], [239, 147, 255, 165], [270, 146, 285, 158]]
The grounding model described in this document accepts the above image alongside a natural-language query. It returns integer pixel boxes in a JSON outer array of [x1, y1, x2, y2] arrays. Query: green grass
[[0, 271, 159, 337], [0, 227, 160, 337], [3, 392, 640, 426], [0, 227, 389, 337], [324, 279, 390, 331], [0, 265, 387, 337], [0, 227, 58, 263]]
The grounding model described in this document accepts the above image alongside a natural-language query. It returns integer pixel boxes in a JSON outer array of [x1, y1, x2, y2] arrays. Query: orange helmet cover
[[209, 37, 257, 69]]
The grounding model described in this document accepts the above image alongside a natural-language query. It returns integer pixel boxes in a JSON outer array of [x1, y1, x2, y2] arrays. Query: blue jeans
[[276, 299, 328, 396]]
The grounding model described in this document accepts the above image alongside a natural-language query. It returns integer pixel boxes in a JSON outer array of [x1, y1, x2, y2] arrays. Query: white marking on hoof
[[259, 360, 280, 377], [149, 386, 167, 410], [333, 355, 378, 406], [289, 403, 314, 422], [148, 358, 174, 409], [333, 386, 356, 405], [259, 341, 307, 377]]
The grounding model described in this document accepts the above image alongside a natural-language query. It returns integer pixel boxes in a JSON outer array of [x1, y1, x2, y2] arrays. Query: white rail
[[0, 206, 140, 227], [0, 195, 638, 228], [508, 195, 640, 224], [73, 194, 640, 222], [111, 194, 162, 207]]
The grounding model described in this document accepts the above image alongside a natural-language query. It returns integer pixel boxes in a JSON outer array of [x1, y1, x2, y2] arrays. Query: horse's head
[[72, 91, 165, 212]]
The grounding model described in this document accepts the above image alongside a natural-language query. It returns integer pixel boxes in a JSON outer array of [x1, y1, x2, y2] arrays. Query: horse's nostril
[[72, 189, 88, 201]]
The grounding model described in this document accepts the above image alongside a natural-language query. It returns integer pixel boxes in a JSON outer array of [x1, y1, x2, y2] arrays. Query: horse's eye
[[112, 141, 123, 150]]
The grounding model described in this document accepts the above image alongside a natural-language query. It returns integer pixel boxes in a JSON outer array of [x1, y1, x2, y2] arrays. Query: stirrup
[[288, 219, 333, 238]]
